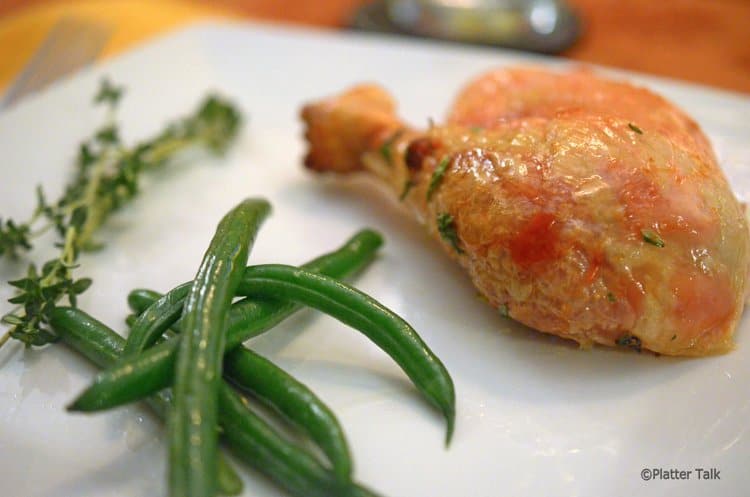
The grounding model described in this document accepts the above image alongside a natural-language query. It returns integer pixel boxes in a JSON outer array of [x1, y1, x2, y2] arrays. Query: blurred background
[[0, 0, 748, 107]]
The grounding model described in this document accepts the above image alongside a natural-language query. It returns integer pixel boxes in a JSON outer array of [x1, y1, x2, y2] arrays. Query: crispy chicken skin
[[300, 67, 750, 356], [448, 67, 717, 166]]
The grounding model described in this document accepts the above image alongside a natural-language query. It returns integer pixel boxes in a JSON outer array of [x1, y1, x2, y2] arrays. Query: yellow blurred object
[[0, 0, 240, 89]]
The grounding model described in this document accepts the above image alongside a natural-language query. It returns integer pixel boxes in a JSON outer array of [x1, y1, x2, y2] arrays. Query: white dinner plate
[[1, 21, 749, 497]]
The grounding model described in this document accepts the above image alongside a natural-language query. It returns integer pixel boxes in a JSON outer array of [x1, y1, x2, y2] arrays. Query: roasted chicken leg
[[301, 67, 750, 356]]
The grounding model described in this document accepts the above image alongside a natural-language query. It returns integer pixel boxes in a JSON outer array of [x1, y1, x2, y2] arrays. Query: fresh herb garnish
[[498, 304, 509, 317], [94, 78, 124, 106], [0, 79, 242, 349], [399, 179, 415, 201], [379, 129, 402, 165], [426, 155, 451, 200], [671, 334, 677, 341], [0, 218, 32, 259], [641, 229, 665, 247], [470, 126, 484, 133], [628, 123, 643, 134], [606, 292, 617, 303], [437, 212, 464, 254], [616, 334, 642, 352]]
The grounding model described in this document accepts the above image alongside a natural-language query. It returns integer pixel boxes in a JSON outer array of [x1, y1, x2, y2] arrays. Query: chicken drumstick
[[301, 67, 749, 357]]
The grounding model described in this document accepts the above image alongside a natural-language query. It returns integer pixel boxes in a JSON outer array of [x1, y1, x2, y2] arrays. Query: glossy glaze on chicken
[[301, 67, 749, 356]]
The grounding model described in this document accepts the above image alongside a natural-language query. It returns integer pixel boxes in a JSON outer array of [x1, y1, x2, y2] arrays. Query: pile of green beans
[[50, 307, 381, 497], [67, 230, 387, 412], [57, 197, 456, 497]]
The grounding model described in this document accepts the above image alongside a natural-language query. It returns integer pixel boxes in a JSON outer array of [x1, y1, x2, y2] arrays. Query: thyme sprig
[[0, 79, 241, 348]]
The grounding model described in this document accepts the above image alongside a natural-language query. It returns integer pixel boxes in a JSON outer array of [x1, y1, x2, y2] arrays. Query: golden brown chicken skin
[[448, 67, 716, 165], [300, 68, 750, 357]]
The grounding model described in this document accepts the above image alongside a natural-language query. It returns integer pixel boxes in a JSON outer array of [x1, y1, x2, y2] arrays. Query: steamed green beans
[[228, 347, 352, 482], [50, 306, 382, 497], [123, 228, 385, 355], [236, 264, 456, 445], [68, 230, 384, 411], [74, 262, 456, 446], [219, 382, 381, 497], [135, 264, 456, 444], [48, 307, 243, 496], [169, 198, 270, 497], [127, 293, 355, 482]]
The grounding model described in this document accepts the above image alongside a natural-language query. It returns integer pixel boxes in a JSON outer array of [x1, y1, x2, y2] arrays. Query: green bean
[[48, 307, 243, 496], [69, 331, 178, 411], [220, 383, 339, 495], [68, 230, 383, 411], [122, 282, 190, 356], [216, 455, 244, 496], [235, 264, 456, 445], [219, 382, 383, 497], [50, 307, 382, 497], [169, 198, 270, 497], [224, 347, 351, 482], [125, 312, 178, 343], [127, 289, 165, 315]]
